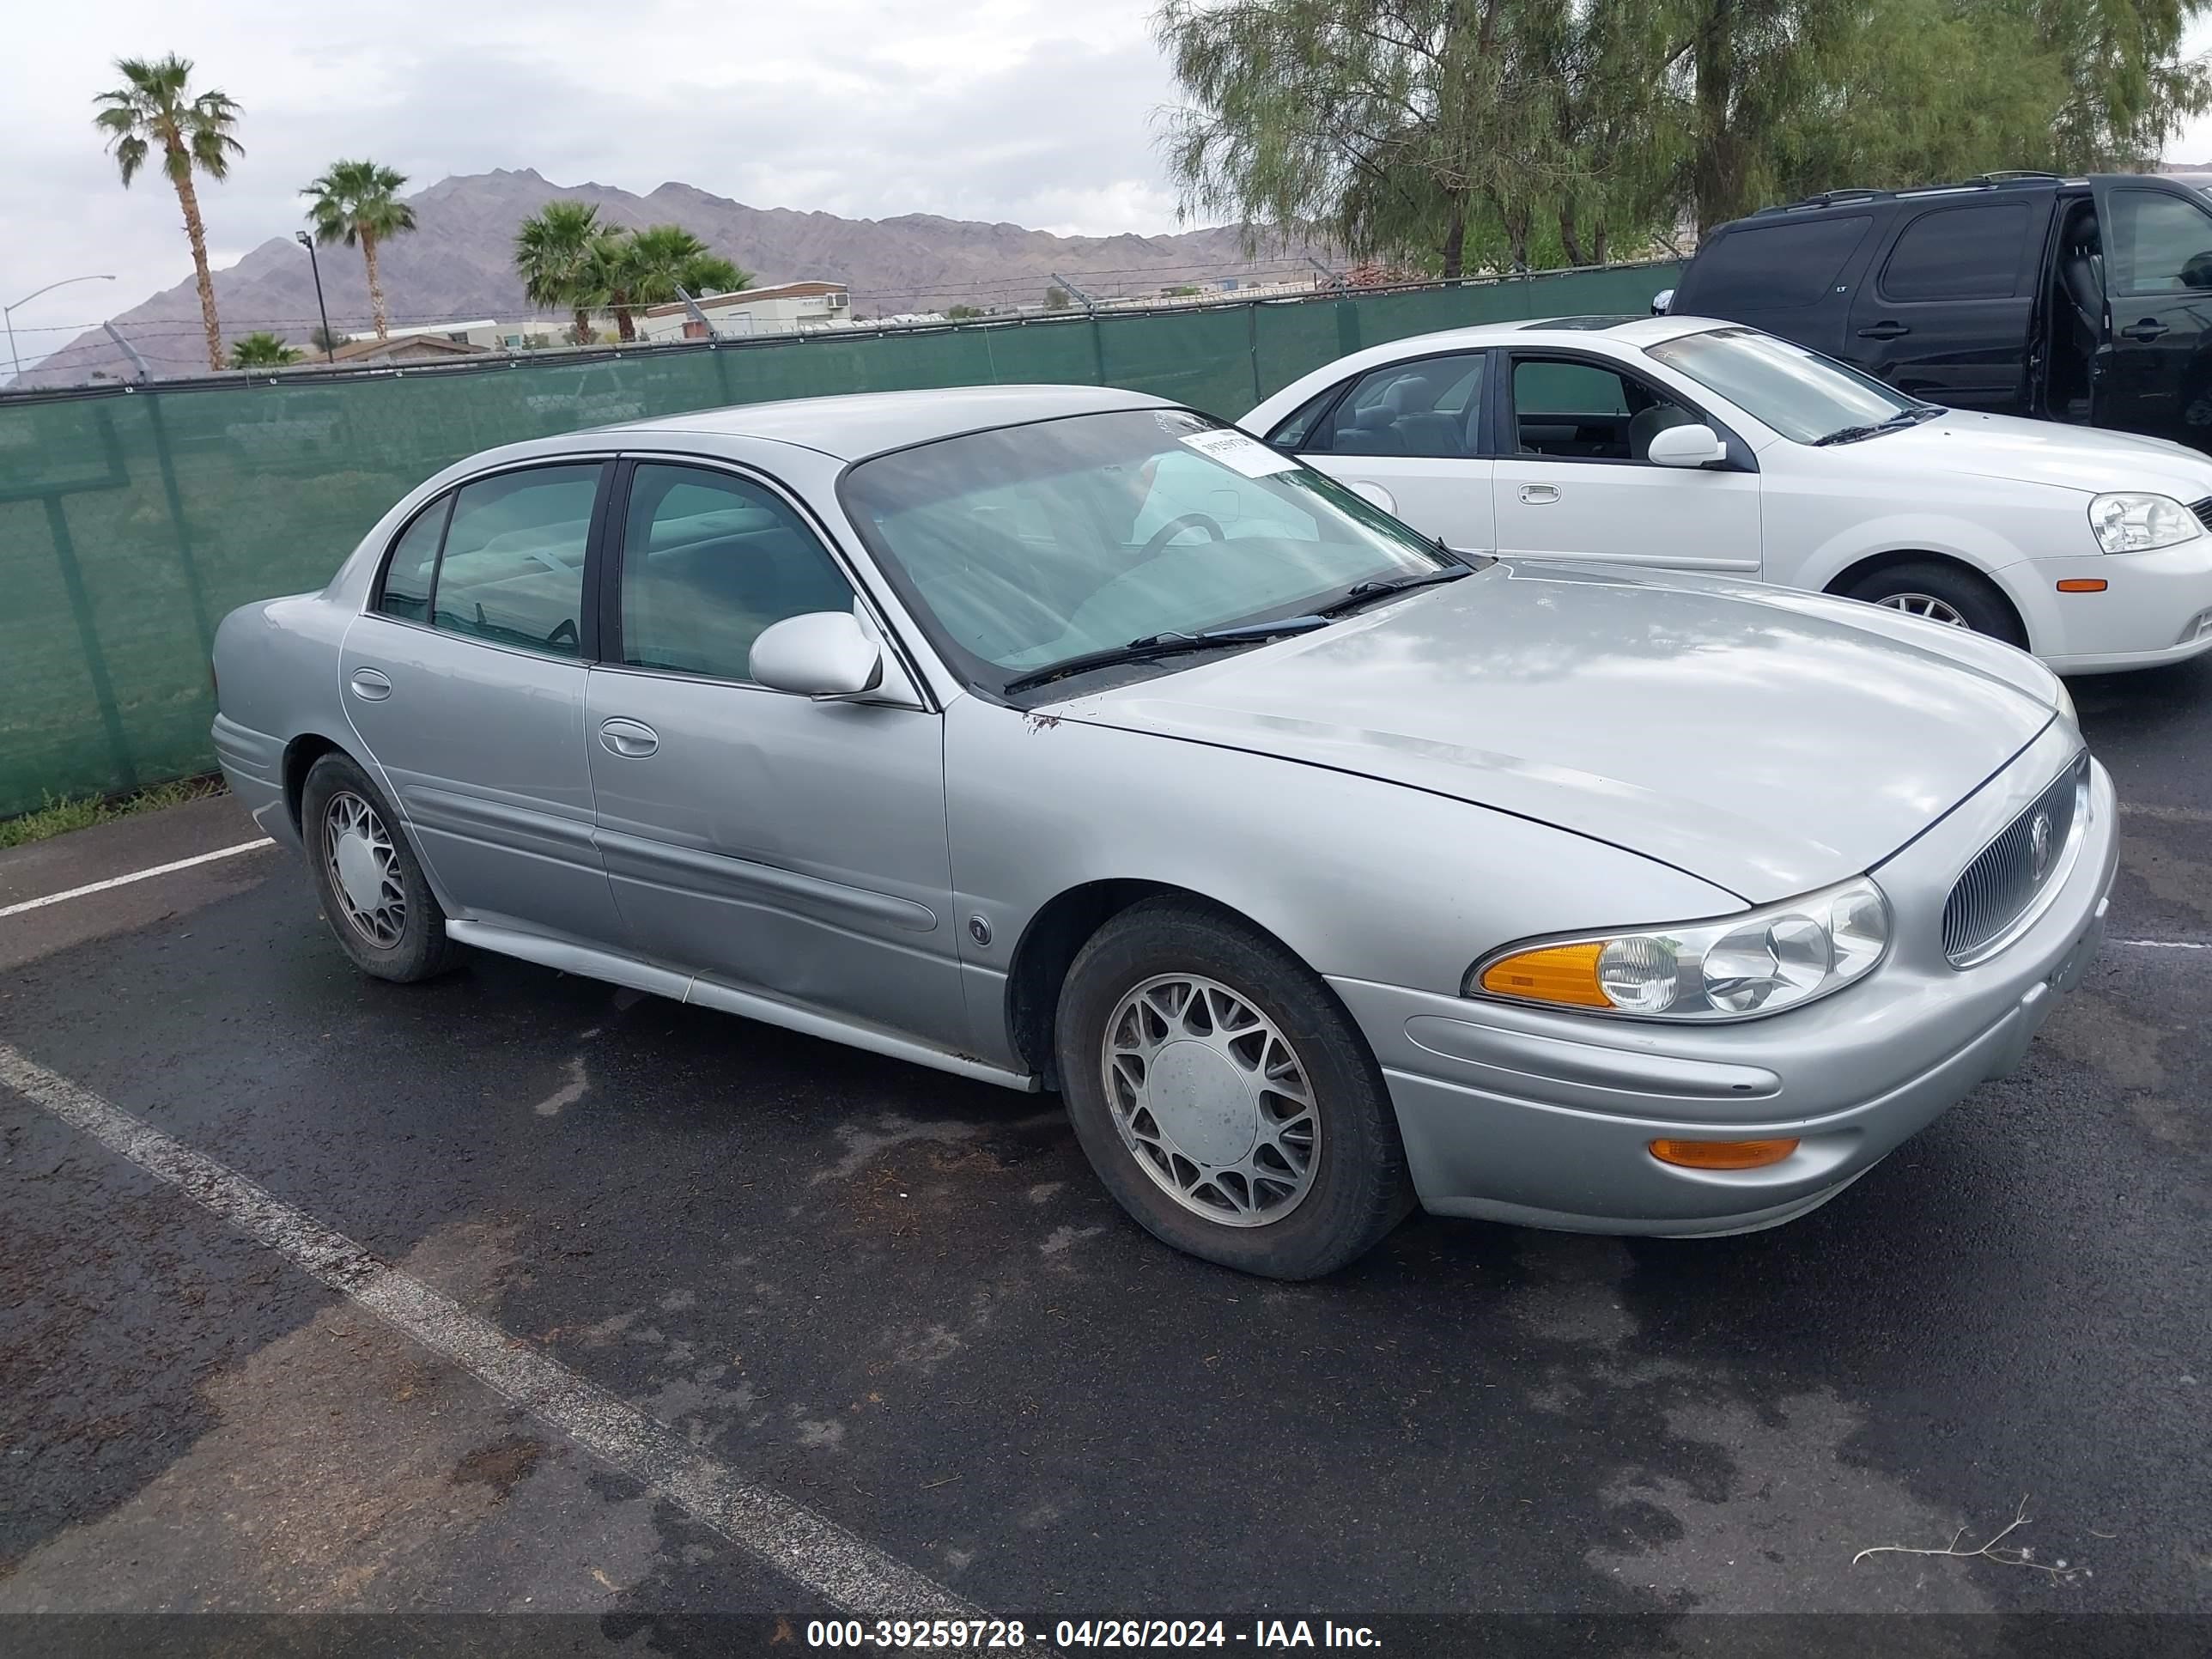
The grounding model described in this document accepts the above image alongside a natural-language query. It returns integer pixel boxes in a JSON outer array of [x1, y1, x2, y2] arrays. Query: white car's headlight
[[1468, 878, 1890, 1022], [2088, 492, 2203, 553]]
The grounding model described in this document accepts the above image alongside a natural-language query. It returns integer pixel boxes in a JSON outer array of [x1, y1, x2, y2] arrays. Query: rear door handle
[[348, 667, 392, 702], [599, 717, 659, 758], [1855, 320, 1911, 340], [2120, 318, 2170, 342], [1518, 483, 1560, 504]]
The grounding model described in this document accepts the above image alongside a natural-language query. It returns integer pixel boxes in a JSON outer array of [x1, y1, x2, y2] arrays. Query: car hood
[[1856, 409, 2212, 500], [1056, 562, 2059, 903]]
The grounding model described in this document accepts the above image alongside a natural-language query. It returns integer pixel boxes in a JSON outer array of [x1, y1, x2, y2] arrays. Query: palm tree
[[603, 225, 748, 339], [514, 201, 608, 346], [93, 55, 244, 374], [302, 160, 416, 342], [229, 331, 301, 368]]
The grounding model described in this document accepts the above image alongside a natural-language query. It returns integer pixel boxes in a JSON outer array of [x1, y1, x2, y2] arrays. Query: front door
[[1282, 350, 1497, 552], [339, 459, 624, 944], [1490, 353, 1763, 573], [582, 459, 969, 1049], [2092, 182, 2212, 452]]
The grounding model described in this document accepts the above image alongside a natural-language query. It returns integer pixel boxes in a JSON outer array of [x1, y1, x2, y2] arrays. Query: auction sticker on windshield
[[1178, 428, 1300, 478]]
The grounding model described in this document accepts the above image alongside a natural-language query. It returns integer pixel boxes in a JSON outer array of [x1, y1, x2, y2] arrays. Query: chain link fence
[[0, 260, 1675, 817]]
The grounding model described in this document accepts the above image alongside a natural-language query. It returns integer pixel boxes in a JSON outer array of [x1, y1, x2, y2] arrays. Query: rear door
[[338, 459, 624, 944], [1846, 197, 2045, 411], [2091, 181, 2212, 450], [1278, 350, 1495, 550], [1488, 351, 1763, 573]]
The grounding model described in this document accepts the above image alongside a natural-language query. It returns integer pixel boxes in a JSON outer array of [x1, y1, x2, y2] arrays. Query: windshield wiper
[[1316, 563, 1472, 616], [1814, 407, 1936, 446], [1000, 616, 1330, 696]]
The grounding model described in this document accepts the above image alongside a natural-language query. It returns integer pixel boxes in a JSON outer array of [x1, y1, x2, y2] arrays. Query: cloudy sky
[[9, 3, 2212, 365], [0, 0, 1188, 363]]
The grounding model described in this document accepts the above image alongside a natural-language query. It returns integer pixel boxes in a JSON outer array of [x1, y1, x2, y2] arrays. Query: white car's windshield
[[1645, 327, 1936, 445], [841, 407, 1455, 694]]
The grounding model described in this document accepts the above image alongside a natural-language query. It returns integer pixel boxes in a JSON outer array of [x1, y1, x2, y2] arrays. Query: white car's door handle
[[348, 667, 392, 701], [1518, 483, 1560, 504], [599, 717, 659, 758]]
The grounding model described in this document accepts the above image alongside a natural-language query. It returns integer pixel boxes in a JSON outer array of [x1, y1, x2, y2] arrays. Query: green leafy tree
[[945, 303, 984, 319], [597, 225, 748, 340], [515, 200, 610, 345], [228, 331, 301, 368], [1044, 284, 1073, 309], [302, 159, 417, 341], [93, 54, 244, 372]]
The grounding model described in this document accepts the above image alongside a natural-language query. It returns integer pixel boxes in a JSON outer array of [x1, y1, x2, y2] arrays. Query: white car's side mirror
[[1651, 288, 1675, 315], [1646, 422, 1729, 469], [750, 611, 884, 698]]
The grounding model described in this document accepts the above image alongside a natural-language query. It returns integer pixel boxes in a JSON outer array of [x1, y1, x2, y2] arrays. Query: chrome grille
[[2190, 496, 2212, 532], [1942, 757, 2086, 965]]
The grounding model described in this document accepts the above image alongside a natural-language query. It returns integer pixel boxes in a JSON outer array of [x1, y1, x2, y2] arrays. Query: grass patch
[[0, 775, 227, 851]]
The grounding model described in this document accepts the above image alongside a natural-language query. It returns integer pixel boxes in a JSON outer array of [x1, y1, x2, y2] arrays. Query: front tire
[[1055, 900, 1413, 1279], [1845, 560, 2027, 647], [301, 751, 458, 983]]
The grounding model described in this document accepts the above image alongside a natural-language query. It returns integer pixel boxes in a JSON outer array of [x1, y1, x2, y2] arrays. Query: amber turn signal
[[2056, 579, 2108, 593], [1648, 1137, 1800, 1170], [1477, 941, 1613, 1008]]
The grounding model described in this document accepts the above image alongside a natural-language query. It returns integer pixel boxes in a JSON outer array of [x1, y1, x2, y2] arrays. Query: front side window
[[429, 465, 599, 656], [1304, 354, 1484, 459], [617, 464, 855, 681], [1879, 202, 2032, 302], [1646, 327, 1923, 444], [1510, 356, 1689, 462], [840, 408, 1450, 692], [2107, 188, 2212, 295]]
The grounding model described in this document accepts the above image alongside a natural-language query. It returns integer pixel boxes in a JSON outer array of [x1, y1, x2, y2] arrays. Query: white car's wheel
[[301, 752, 459, 983], [1846, 561, 2027, 647]]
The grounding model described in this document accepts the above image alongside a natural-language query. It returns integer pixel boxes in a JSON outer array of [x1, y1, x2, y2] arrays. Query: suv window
[[1510, 356, 1691, 462], [1879, 202, 2032, 301], [377, 499, 449, 623], [1304, 354, 1484, 458], [1689, 215, 1875, 309], [430, 465, 599, 656], [617, 464, 855, 682], [2107, 188, 2212, 295]]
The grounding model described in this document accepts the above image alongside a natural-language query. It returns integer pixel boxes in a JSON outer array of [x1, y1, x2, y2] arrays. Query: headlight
[[1468, 878, 1890, 1022], [2088, 492, 2203, 553]]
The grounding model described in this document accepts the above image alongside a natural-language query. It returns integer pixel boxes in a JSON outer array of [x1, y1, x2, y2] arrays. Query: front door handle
[[1518, 483, 1560, 504], [2120, 318, 2170, 342], [1855, 320, 1911, 340], [599, 717, 659, 758], [348, 667, 392, 702]]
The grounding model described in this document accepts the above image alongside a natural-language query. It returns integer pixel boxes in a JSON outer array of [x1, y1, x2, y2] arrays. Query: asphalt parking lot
[[2, 657, 2208, 1653]]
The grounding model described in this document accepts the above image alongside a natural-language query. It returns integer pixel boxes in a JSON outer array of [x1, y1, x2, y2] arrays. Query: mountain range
[[15, 168, 1321, 388]]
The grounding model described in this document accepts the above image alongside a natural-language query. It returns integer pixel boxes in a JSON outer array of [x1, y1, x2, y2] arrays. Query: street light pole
[[295, 232, 335, 362], [4, 272, 117, 384]]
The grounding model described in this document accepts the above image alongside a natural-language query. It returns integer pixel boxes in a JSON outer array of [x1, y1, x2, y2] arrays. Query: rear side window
[[1687, 215, 1874, 310], [376, 501, 447, 623], [1879, 202, 2033, 301], [431, 465, 599, 657], [2107, 188, 2212, 295]]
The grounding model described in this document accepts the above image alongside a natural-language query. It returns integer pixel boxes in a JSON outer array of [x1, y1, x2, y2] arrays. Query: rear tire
[[1054, 900, 1413, 1279], [1844, 560, 2027, 647], [300, 751, 458, 983]]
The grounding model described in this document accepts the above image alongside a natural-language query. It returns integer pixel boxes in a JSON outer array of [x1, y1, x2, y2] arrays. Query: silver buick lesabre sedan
[[210, 385, 2118, 1278]]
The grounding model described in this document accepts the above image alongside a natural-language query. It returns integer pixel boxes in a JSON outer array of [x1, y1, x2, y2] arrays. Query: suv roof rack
[[1753, 173, 2073, 216]]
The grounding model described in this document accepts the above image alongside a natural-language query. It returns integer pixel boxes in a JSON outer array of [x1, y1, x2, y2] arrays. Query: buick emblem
[[2028, 811, 2055, 882]]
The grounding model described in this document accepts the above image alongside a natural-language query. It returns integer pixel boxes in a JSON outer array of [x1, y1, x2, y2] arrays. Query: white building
[[344, 319, 503, 349], [635, 281, 849, 342]]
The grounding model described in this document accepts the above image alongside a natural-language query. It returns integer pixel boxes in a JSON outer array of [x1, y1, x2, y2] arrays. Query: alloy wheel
[[1101, 974, 1319, 1226], [1875, 592, 1968, 628], [324, 790, 407, 948]]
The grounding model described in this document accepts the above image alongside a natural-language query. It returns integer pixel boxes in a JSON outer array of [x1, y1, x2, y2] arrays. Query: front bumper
[[2000, 538, 2212, 673], [1334, 726, 2118, 1236]]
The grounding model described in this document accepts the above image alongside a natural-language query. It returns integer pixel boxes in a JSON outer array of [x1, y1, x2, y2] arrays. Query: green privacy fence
[[0, 259, 1676, 817]]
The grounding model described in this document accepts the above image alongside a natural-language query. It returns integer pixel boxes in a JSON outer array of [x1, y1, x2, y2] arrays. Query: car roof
[[601, 383, 1174, 460], [1316, 314, 1723, 356]]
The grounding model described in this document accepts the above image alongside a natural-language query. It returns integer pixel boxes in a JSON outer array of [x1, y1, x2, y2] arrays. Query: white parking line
[[0, 838, 276, 920], [2112, 938, 2211, 951], [0, 1043, 989, 1624]]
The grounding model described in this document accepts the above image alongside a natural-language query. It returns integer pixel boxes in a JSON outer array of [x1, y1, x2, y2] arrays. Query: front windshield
[[1644, 327, 1928, 443], [839, 407, 1451, 693]]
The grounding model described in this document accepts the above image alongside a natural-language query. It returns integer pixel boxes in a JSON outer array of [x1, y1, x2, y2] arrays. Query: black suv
[[1661, 172, 2212, 453]]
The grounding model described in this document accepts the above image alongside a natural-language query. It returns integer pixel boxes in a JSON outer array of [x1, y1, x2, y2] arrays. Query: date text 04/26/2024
[[804, 1620, 1382, 1650]]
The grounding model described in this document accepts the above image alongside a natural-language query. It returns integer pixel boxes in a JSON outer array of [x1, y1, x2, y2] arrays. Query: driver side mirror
[[750, 611, 884, 699], [1646, 422, 1729, 469]]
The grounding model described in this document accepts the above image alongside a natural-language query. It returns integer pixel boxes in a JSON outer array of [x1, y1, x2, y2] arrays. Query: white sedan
[[1243, 316, 2212, 672]]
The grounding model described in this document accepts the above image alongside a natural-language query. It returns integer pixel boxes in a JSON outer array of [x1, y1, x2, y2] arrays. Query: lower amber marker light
[[1649, 1138, 1800, 1170], [2056, 579, 2108, 593]]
